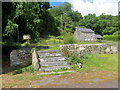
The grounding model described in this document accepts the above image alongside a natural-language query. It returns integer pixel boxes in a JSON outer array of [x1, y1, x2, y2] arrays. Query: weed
[[67, 54, 88, 65], [96, 40, 102, 43], [12, 69, 23, 75], [53, 68, 69, 72], [11, 65, 34, 75]]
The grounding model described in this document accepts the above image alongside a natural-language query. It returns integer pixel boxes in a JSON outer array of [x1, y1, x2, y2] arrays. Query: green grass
[[8, 65, 34, 75], [30, 36, 118, 51], [74, 54, 118, 72], [51, 72, 73, 75], [53, 68, 70, 72]]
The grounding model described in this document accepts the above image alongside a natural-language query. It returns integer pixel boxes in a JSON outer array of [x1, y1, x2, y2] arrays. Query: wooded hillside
[[2, 2, 119, 43]]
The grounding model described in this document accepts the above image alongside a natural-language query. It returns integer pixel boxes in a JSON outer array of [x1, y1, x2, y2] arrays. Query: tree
[[49, 2, 83, 33], [2, 2, 56, 42]]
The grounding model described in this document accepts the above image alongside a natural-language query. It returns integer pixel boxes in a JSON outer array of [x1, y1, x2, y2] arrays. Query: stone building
[[95, 34, 103, 40], [74, 27, 96, 41]]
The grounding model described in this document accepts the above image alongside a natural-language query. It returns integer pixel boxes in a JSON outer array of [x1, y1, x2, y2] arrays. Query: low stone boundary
[[60, 43, 118, 57]]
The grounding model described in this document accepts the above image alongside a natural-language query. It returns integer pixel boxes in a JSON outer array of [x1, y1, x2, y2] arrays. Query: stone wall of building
[[60, 43, 118, 57], [74, 30, 96, 41]]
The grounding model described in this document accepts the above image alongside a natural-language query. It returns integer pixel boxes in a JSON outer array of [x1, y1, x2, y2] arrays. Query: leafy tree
[[2, 2, 56, 42]]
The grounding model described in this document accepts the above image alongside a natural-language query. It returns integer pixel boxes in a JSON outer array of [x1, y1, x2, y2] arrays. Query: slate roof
[[95, 34, 103, 39], [76, 27, 94, 33]]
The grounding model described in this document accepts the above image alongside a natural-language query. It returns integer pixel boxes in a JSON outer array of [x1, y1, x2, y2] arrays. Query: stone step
[[40, 71, 74, 75], [40, 61, 69, 66], [39, 65, 71, 72], [39, 57, 66, 62], [37, 50, 61, 53], [37, 53, 63, 58]]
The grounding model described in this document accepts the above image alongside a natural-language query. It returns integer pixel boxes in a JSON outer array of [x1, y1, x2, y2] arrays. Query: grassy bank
[[71, 54, 118, 72]]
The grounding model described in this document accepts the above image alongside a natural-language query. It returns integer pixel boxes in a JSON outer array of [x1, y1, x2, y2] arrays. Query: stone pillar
[[32, 50, 39, 71]]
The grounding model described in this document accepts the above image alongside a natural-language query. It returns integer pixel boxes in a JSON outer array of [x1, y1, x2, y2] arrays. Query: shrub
[[56, 36, 63, 40], [63, 33, 77, 44], [67, 54, 88, 65], [103, 35, 120, 41], [113, 31, 120, 35], [96, 39, 102, 43]]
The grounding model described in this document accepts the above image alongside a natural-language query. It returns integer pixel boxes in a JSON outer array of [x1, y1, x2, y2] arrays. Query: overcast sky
[[50, 0, 119, 16]]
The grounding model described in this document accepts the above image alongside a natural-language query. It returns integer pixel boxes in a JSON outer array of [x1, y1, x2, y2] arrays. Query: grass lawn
[[72, 54, 118, 72]]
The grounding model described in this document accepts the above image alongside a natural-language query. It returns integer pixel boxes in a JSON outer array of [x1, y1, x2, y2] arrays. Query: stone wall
[[60, 43, 118, 57]]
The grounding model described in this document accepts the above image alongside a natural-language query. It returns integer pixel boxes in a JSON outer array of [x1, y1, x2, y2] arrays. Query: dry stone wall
[[60, 43, 118, 57]]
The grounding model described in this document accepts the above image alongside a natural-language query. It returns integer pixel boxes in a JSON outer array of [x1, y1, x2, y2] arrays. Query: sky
[[50, 0, 119, 16]]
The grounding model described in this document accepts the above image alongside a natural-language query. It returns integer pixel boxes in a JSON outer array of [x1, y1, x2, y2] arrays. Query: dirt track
[[26, 71, 118, 88]]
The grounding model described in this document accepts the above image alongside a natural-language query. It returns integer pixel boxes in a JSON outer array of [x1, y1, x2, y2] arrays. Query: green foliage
[[12, 65, 34, 75], [113, 31, 120, 35], [2, 2, 57, 43], [12, 69, 23, 75], [103, 35, 120, 41], [63, 33, 77, 44], [70, 65, 80, 71], [49, 2, 83, 33], [56, 36, 63, 40], [67, 54, 88, 65], [2, 2, 118, 43], [30, 48, 36, 53], [96, 40, 102, 43]]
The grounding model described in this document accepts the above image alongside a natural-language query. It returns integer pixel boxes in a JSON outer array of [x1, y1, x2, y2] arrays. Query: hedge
[[103, 35, 120, 41]]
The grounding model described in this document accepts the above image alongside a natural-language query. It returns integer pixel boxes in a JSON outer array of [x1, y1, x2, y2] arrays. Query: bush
[[113, 31, 120, 35], [96, 40, 102, 43], [56, 36, 63, 40], [67, 54, 88, 65], [63, 33, 77, 44], [103, 35, 120, 41]]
